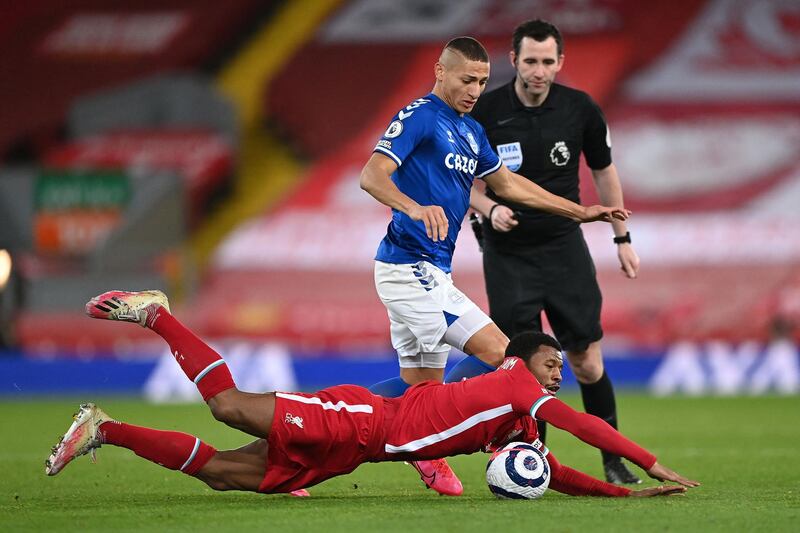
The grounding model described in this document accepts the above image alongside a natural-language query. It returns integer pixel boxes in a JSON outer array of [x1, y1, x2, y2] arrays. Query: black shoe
[[604, 458, 642, 484]]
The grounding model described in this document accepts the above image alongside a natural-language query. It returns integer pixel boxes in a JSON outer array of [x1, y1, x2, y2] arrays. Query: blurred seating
[[0, 0, 263, 161]]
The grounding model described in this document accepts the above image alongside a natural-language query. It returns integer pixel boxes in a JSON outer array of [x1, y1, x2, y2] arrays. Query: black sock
[[536, 419, 547, 445], [579, 370, 619, 464]]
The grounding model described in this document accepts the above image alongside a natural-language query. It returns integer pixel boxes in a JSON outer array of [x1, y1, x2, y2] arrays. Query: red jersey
[[378, 357, 552, 462], [259, 357, 655, 496]]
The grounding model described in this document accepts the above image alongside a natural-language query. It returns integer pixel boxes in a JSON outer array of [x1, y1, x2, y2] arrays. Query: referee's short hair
[[505, 331, 563, 363], [512, 19, 564, 56], [445, 36, 489, 63]]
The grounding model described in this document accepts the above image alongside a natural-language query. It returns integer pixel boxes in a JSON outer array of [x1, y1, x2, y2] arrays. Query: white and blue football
[[486, 441, 550, 499]]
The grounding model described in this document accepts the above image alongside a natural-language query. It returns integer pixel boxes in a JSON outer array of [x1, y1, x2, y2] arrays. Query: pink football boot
[[410, 458, 463, 496]]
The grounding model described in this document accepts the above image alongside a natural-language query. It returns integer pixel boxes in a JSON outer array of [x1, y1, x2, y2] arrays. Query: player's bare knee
[[465, 327, 508, 367], [208, 399, 239, 426], [571, 359, 604, 383], [479, 346, 505, 367], [568, 347, 604, 383], [481, 336, 508, 367]]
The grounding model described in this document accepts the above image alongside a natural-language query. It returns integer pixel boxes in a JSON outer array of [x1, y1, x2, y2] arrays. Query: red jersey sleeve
[[547, 452, 631, 497], [499, 357, 556, 417], [536, 399, 657, 470]]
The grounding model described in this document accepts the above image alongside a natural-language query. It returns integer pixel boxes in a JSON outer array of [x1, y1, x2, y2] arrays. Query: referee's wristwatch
[[613, 232, 631, 244]]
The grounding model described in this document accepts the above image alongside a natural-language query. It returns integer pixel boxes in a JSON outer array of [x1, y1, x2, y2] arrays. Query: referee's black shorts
[[482, 228, 603, 353]]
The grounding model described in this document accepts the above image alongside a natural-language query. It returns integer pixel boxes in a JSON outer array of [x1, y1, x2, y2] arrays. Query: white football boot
[[46, 403, 113, 476], [85, 290, 170, 327]]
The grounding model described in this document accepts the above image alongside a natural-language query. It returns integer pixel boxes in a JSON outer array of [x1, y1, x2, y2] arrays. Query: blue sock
[[368, 376, 410, 397], [444, 355, 496, 383]]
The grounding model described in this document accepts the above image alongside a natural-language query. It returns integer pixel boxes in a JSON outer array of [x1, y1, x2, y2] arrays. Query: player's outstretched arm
[[629, 485, 688, 497], [536, 398, 699, 489], [360, 153, 449, 241], [628, 485, 686, 498], [469, 185, 518, 232], [546, 451, 631, 497], [646, 461, 700, 488], [483, 165, 630, 223], [546, 452, 689, 497]]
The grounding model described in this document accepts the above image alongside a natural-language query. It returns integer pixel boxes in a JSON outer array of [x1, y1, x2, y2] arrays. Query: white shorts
[[374, 260, 492, 369]]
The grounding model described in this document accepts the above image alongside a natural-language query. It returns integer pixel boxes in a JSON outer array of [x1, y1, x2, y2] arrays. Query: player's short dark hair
[[445, 36, 489, 62], [512, 19, 563, 56], [505, 331, 562, 363]]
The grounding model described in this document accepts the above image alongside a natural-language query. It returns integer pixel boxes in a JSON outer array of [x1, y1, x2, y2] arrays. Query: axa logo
[[650, 340, 799, 395], [445, 153, 477, 174], [284, 412, 304, 429]]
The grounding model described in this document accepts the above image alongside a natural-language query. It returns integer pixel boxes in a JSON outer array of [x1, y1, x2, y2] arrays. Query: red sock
[[148, 307, 236, 401], [100, 421, 216, 476]]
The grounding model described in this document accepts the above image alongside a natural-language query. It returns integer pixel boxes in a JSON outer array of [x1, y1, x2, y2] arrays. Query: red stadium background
[[1, 0, 798, 395]]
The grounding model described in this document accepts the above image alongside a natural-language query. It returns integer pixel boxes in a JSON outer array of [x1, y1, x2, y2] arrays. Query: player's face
[[511, 36, 563, 101], [526, 347, 563, 395], [436, 58, 490, 114]]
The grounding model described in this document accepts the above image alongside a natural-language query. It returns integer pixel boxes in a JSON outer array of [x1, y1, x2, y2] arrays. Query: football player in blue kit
[[359, 36, 630, 496]]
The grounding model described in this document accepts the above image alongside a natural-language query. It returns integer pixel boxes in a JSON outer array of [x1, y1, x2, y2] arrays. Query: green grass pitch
[[2, 393, 798, 532]]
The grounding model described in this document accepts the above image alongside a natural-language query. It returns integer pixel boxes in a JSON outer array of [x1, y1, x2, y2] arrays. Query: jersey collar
[[427, 92, 463, 119], [507, 79, 559, 111]]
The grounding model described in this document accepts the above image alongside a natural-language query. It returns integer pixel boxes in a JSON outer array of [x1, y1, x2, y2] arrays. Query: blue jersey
[[373, 93, 502, 272]]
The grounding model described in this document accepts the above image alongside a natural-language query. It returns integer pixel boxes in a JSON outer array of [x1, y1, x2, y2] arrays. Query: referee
[[469, 19, 641, 484]]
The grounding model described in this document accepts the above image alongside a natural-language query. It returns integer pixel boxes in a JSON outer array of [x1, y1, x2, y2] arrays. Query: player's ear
[[434, 61, 445, 82], [555, 54, 565, 72], [509, 50, 517, 69]]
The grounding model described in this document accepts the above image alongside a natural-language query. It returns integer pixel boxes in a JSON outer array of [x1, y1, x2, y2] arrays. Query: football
[[486, 441, 550, 499]]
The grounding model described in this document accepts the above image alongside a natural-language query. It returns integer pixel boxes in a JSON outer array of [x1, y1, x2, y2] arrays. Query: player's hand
[[489, 205, 518, 232], [617, 243, 640, 279], [580, 205, 631, 223], [646, 462, 700, 488], [629, 485, 687, 497], [409, 205, 449, 242]]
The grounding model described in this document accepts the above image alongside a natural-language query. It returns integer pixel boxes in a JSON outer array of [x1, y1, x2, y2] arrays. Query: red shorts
[[258, 385, 390, 494]]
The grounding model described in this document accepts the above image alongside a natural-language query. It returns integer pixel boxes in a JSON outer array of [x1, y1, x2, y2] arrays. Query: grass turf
[[1, 394, 798, 532]]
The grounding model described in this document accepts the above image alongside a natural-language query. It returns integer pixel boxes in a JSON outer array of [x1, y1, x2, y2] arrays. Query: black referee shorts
[[482, 228, 603, 353]]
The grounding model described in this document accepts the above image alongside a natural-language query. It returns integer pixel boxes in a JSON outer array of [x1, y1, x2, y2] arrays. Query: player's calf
[[86, 289, 236, 402], [194, 446, 269, 492], [46, 404, 216, 480]]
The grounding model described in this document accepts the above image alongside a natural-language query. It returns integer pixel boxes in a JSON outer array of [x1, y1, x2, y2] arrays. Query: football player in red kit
[[46, 290, 698, 498]]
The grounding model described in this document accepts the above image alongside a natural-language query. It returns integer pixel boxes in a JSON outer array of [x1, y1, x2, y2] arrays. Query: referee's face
[[511, 36, 564, 104]]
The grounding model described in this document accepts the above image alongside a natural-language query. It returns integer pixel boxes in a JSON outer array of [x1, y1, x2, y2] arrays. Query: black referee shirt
[[471, 80, 612, 247]]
